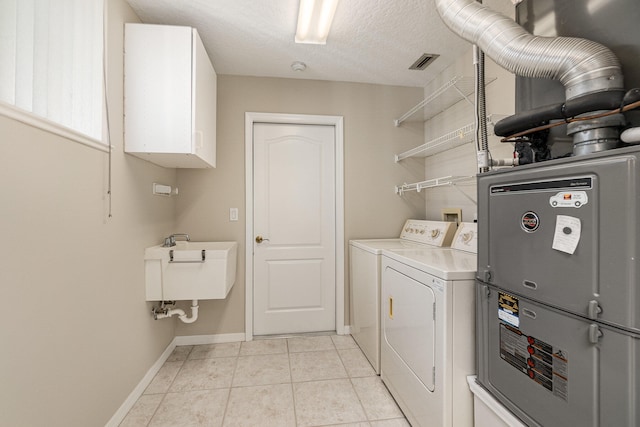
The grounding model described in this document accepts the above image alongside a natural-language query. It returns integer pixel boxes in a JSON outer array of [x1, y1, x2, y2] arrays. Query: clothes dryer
[[380, 223, 477, 427], [349, 219, 456, 373]]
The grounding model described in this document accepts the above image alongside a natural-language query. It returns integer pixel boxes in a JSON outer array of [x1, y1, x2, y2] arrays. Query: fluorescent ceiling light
[[295, 0, 339, 44]]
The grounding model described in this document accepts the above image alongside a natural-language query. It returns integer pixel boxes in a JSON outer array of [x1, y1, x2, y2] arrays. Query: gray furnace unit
[[476, 146, 640, 426], [472, 0, 640, 425]]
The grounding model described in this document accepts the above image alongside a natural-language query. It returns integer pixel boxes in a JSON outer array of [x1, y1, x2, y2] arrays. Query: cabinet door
[[124, 24, 217, 168], [192, 29, 217, 167], [124, 24, 192, 154]]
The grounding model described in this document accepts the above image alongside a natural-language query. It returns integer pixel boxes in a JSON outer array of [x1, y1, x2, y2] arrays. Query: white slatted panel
[[0, 0, 103, 141]]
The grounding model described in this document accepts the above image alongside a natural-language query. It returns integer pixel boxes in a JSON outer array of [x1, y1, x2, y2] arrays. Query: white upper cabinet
[[124, 23, 217, 168]]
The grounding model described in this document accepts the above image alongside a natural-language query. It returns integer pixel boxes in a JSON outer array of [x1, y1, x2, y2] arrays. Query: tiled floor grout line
[[285, 339, 301, 427], [146, 345, 192, 427], [333, 340, 372, 423], [145, 393, 165, 427], [348, 375, 369, 423], [219, 349, 240, 427]]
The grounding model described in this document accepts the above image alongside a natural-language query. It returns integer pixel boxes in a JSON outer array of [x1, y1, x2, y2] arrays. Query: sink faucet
[[162, 233, 190, 247]]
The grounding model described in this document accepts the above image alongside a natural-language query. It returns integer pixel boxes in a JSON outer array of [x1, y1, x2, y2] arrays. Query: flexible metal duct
[[435, 0, 625, 154]]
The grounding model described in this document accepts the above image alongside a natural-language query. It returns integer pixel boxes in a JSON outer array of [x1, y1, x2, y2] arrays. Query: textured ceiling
[[125, 0, 514, 88]]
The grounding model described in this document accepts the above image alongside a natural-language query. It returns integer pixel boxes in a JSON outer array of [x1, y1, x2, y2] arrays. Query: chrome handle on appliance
[[255, 236, 270, 244], [169, 249, 206, 263]]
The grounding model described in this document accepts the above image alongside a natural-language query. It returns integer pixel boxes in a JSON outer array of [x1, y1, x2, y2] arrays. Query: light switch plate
[[230, 208, 238, 221]]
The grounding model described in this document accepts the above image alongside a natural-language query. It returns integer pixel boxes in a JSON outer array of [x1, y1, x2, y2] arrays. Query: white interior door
[[253, 122, 336, 335]]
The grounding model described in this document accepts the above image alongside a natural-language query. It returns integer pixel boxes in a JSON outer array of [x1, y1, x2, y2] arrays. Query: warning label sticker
[[498, 292, 520, 328], [499, 323, 569, 401]]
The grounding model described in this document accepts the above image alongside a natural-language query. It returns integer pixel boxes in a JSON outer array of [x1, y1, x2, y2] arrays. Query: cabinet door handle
[[389, 296, 393, 319], [194, 131, 204, 150]]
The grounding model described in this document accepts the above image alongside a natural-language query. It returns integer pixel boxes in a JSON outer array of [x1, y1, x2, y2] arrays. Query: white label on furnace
[[552, 215, 581, 254], [549, 191, 588, 208]]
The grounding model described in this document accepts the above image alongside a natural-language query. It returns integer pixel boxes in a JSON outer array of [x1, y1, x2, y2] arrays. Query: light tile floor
[[120, 334, 409, 427]]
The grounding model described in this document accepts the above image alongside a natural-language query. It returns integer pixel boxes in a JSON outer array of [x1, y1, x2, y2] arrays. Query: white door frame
[[245, 112, 345, 341]]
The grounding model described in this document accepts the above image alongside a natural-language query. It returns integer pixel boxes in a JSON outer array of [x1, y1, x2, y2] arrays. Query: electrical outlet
[[230, 208, 238, 221]]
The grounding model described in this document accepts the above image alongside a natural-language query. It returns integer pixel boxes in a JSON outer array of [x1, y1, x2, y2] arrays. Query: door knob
[[255, 235, 270, 243]]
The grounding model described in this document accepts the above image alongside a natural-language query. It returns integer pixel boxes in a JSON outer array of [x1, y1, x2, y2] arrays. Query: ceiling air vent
[[409, 53, 440, 70]]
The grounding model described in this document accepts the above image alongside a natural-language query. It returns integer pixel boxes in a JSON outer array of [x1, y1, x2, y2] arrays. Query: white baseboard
[[174, 332, 245, 346], [105, 332, 244, 427], [105, 338, 177, 427]]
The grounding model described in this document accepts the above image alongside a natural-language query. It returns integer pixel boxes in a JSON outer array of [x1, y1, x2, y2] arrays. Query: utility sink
[[144, 241, 237, 301]]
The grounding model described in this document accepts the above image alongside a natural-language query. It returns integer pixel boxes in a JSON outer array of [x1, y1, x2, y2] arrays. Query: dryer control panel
[[400, 219, 456, 247], [451, 222, 478, 254]]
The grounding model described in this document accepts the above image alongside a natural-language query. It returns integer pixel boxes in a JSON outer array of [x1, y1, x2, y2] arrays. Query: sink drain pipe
[[153, 300, 199, 323]]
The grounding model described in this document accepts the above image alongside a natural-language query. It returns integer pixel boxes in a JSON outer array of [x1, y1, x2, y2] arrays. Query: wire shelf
[[394, 114, 507, 162], [395, 122, 475, 161], [394, 76, 496, 126], [394, 175, 475, 195]]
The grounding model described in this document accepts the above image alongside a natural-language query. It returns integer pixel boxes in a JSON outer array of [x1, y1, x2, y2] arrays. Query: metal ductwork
[[435, 0, 626, 155]]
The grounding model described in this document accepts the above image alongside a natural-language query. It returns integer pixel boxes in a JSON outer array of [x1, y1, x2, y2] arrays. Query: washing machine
[[380, 223, 478, 427], [349, 219, 457, 373]]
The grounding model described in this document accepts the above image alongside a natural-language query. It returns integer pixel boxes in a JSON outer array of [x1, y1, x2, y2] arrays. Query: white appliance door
[[253, 123, 336, 335], [383, 266, 436, 391]]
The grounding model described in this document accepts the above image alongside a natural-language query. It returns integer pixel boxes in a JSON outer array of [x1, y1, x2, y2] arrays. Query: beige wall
[[0, 0, 179, 425], [174, 76, 426, 335], [422, 1, 516, 221], [2, 2, 506, 423]]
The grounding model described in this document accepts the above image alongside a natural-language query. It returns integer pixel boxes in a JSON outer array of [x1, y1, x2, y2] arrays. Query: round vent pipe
[[435, 0, 625, 155]]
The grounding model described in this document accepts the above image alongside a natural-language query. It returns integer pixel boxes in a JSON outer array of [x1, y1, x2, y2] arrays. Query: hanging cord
[[477, 49, 489, 172], [474, 45, 490, 173], [474, 50, 481, 154], [474, 0, 490, 173], [102, 0, 113, 218]]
